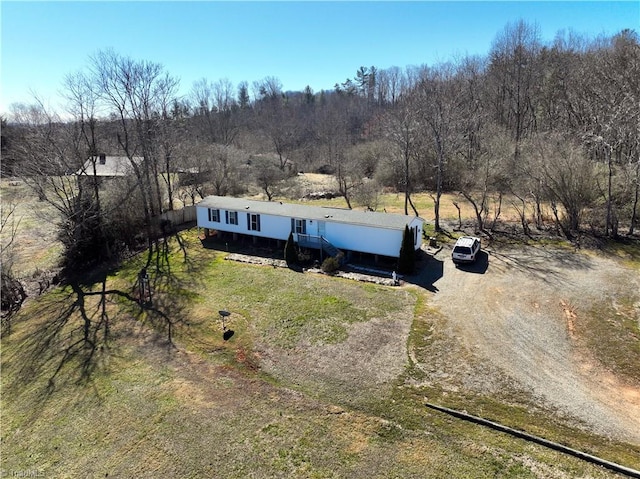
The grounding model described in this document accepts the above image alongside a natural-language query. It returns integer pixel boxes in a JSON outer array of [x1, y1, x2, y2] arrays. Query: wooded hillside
[[1, 21, 638, 272]]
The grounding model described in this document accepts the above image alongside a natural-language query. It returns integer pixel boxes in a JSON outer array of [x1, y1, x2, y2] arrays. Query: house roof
[[75, 155, 142, 177], [198, 195, 424, 230]]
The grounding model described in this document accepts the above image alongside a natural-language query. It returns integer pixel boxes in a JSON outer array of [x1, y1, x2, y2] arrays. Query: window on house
[[294, 219, 306, 234], [208, 208, 220, 222], [225, 210, 238, 225], [247, 213, 261, 231]]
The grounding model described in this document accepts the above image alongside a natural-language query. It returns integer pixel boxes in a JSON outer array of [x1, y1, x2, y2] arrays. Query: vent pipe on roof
[[99, 153, 106, 165]]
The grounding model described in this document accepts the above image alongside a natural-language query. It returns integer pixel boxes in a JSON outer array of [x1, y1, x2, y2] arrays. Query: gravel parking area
[[425, 242, 640, 444]]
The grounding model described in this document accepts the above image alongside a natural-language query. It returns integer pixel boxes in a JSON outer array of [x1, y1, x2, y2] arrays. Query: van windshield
[[453, 246, 472, 255]]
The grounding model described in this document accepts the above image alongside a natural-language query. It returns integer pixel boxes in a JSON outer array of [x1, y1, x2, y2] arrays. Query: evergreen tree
[[238, 81, 250, 109], [397, 226, 415, 274], [284, 231, 297, 265]]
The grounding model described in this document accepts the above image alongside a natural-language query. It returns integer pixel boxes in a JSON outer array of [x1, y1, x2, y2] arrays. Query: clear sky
[[1, 1, 638, 116]]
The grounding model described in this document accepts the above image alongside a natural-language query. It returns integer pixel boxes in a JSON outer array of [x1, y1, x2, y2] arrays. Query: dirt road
[[426, 242, 640, 445]]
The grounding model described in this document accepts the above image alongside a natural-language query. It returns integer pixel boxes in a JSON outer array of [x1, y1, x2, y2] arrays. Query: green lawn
[[1, 229, 636, 478]]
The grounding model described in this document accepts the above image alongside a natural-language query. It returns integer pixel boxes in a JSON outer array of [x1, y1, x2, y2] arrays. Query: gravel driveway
[[253, 236, 639, 445], [425, 242, 640, 444]]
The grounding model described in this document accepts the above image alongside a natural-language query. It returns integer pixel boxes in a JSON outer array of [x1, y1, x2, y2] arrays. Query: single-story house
[[74, 154, 143, 190], [75, 154, 197, 188], [75, 154, 141, 178], [197, 195, 424, 259]]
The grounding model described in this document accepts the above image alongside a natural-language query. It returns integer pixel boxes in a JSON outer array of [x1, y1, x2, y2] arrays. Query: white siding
[[197, 204, 424, 257], [252, 212, 290, 240], [198, 207, 291, 240], [323, 222, 404, 257], [409, 216, 424, 250]]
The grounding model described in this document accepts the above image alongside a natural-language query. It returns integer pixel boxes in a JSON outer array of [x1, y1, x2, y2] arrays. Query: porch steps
[[320, 237, 347, 265], [297, 233, 347, 264]]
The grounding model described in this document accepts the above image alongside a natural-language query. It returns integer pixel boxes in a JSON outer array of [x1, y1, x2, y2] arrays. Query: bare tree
[[384, 66, 404, 105], [580, 30, 640, 236], [487, 20, 541, 163], [314, 96, 345, 169], [89, 49, 180, 254], [458, 128, 511, 233], [383, 95, 421, 217], [63, 71, 100, 195], [253, 76, 283, 101], [9, 99, 117, 270], [536, 30, 590, 132], [252, 78, 302, 172], [191, 77, 240, 146], [334, 151, 365, 209], [456, 55, 488, 169], [415, 62, 463, 230], [1, 202, 26, 320], [534, 134, 599, 237], [254, 157, 286, 201], [204, 144, 244, 196]]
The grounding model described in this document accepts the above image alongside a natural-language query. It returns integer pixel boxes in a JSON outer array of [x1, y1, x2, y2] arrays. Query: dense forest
[[1, 21, 639, 274]]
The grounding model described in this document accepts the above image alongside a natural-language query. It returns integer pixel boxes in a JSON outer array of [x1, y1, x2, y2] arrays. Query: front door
[[317, 221, 326, 238]]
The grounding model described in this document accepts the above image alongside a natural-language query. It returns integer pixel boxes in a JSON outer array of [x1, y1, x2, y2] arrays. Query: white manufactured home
[[196, 196, 424, 259]]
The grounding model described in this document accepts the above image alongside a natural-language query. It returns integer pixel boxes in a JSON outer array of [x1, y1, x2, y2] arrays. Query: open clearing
[[2, 175, 640, 477]]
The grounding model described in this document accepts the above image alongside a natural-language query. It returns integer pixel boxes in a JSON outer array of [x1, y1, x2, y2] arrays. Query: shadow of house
[[402, 250, 444, 292]]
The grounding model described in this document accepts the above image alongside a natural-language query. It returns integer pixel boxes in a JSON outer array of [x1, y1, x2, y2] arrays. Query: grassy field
[[2, 174, 639, 477], [2, 228, 638, 478], [1, 179, 63, 278]]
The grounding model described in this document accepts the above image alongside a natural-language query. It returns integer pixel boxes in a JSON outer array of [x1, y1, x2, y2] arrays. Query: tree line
[[1, 20, 639, 275]]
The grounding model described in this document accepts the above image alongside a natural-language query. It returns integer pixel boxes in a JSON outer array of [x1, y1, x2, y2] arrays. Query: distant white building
[[75, 154, 141, 177], [197, 195, 424, 259]]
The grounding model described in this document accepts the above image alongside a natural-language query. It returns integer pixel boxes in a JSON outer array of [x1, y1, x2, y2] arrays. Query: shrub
[[321, 255, 341, 274], [397, 226, 415, 274], [284, 231, 297, 265], [297, 250, 312, 263]]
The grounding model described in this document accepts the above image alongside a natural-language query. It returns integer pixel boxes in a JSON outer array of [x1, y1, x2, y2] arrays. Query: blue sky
[[1, 1, 638, 116]]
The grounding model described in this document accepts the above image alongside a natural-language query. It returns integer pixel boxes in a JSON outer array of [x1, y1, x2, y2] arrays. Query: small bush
[[321, 256, 341, 274], [297, 250, 312, 263], [316, 164, 336, 175]]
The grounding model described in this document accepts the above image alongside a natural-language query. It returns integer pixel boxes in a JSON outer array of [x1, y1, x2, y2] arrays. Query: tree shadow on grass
[[3, 230, 208, 410], [3, 279, 125, 413], [140, 233, 211, 343]]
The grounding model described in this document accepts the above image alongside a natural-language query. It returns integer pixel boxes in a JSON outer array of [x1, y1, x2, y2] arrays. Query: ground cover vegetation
[[1, 19, 640, 477], [2, 229, 639, 477]]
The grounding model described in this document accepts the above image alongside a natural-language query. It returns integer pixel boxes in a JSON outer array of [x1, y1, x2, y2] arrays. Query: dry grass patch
[[2, 228, 636, 478], [1, 179, 62, 277], [582, 291, 640, 384]]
